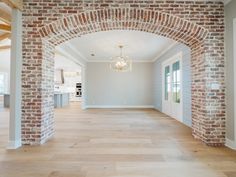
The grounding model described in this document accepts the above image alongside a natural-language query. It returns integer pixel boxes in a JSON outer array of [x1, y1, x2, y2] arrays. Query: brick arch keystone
[[22, 6, 225, 147]]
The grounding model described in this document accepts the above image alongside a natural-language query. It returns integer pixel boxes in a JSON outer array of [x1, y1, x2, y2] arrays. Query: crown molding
[[64, 42, 88, 62], [56, 46, 85, 67], [224, 0, 232, 5], [151, 42, 178, 62], [87, 59, 153, 63], [85, 105, 155, 109]]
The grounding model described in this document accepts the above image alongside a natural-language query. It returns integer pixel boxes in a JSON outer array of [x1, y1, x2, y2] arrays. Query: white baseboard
[[85, 105, 155, 109], [7, 139, 22, 149], [226, 138, 236, 150]]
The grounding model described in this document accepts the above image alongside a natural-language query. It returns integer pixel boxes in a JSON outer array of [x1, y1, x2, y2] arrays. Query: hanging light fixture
[[110, 45, 132, 72]]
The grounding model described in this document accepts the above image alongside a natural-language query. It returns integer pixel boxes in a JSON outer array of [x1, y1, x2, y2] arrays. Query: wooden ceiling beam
[[0, 8, 11, 25], [1, 0, 23, 11], [0, 33, 10, 40], [0, 45, 10, 50], [0, 24, 11, 33]]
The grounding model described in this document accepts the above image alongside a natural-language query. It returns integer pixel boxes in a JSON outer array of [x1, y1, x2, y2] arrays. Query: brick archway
[[22, 2, 225, 146], [38, 9, 208, 45]]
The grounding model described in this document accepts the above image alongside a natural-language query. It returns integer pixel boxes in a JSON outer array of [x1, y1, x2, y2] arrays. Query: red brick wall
[[22, 0, 225, 146]]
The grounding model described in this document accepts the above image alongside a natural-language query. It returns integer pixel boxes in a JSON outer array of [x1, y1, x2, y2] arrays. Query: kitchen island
[[54, 92, 70, 108], [3, 94, 10, 108]]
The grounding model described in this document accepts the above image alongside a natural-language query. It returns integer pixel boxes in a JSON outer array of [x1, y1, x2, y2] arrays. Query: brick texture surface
[[22, 0, 225, 146]]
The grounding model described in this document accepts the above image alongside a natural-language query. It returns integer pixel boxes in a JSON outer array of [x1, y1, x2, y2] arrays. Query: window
[[172, 61, 180, 103], [0, 73, 8, 94]]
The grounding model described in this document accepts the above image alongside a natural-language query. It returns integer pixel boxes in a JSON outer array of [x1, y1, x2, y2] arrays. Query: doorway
[[162, 52, 183, 122]]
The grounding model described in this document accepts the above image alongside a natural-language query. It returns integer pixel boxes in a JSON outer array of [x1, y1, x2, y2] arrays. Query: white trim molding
[[87, 60, 154, 63], [224, 0, 232, 5], [56, 45, 87, 67], [7, 139, 22, 149], [85, 105, 155, 109], [226, 138, 236, 150], [152, 42, 178, 62], [9, 9, 22, 150], [161, 52, 183, 123], [65, 42, 89, 62], [233, 18, 236, 149]]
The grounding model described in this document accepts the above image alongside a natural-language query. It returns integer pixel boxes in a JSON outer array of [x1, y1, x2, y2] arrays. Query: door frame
[[162, 52, 183, 122], [233, 18, 236, 146]]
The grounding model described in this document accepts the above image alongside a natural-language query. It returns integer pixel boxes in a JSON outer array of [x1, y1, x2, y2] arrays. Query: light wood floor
[[0, 103, 236, 177]]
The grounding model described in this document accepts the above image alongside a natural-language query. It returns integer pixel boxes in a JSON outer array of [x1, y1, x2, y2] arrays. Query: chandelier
[[110, 45, 132, 72]]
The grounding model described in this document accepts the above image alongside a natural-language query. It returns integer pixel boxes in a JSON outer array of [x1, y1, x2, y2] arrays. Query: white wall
[[85, 62, 153, 108], [0, 49, 11, 93], [54, 53, 82, 101], [153, 43, 192, 127], [225, 0, 236, 147]]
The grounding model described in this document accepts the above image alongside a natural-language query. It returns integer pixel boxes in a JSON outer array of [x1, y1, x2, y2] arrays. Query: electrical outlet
[[211, 83, 220, 90]]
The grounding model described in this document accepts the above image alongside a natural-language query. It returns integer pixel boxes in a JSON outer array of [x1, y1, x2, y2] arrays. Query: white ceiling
[[63, 30, 176, 62]]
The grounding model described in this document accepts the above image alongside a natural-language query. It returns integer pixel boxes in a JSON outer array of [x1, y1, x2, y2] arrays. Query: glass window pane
[[172, 61, 180, 103], [0, 73, 7, 94], [164, 66, 170, 100], [0, 74, 4, 93]]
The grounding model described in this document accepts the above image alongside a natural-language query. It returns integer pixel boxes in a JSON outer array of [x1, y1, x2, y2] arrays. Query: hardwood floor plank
[[0, 102, 236, 177]]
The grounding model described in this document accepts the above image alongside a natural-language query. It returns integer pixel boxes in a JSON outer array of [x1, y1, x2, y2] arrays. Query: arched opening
[[21, 8, 225, 146], [53, 29, 192, 133]]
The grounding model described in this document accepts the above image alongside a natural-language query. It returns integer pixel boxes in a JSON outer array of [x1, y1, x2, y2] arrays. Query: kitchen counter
[[54, 92, 70, 108], [3, 93, 70, 108]]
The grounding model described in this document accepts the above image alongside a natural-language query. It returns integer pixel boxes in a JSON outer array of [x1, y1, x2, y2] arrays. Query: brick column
[[22, 36, 55, 145], [191, 37, 225, 146]]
